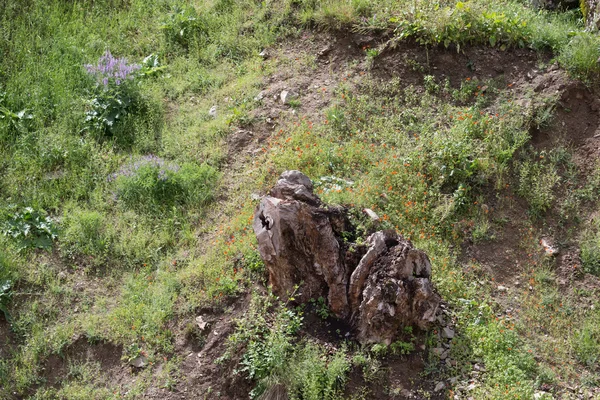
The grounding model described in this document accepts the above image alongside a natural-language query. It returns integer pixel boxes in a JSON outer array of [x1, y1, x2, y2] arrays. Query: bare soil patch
[[0, 316, 15, 360], [373, 41, 546, 88], [41, 336, 124, 387]]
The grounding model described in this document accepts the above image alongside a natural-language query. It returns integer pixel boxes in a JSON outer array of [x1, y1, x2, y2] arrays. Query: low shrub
[[111, 155, 219, 211], [61, 208, 112, 263], [517, 160, 560, 217], [161, 5, 210, 49], [572, 320, 600, 367]]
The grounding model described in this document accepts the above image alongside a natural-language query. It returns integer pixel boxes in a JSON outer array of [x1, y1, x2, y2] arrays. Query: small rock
[[280, 90, 298, 105], [57, 271, 67, 281], [442, 327, 455, 339], [195, 315, 208, 331], [208, 105, 217, 118], [259, 49, 269, 59], [130, 355, 147, 368], [540, 238, 558, 257], [254, 91, 266, 101], [432, 347, 445, 356], [497, 285, 508, 292], [466, 383, 477, 391], [318, 45, 333, 57], [363, 208, 379, 221], [434, 382, 446, 392], [473, 363, 485, 372], [251, 193, 262, 201], [440, 350, 449, 360]]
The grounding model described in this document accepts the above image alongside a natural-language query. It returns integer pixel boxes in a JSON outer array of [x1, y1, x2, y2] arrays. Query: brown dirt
[[0, 316, 15, 360], [146, 293, 253, 400], [373, 40, 547, 88], [345, 351, 443, 400], [41, 336, 124, 388], [459, 187, 538, 285]]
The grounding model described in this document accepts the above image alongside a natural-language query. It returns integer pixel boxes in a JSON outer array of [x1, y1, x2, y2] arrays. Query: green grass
[[2, 0, 600, 398]]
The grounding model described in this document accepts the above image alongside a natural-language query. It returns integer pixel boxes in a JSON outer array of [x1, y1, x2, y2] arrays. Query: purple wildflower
[[85, 50, 141, 88]]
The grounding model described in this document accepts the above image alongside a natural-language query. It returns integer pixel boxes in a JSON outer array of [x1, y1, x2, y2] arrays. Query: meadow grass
[[2, 0, 600, 398]]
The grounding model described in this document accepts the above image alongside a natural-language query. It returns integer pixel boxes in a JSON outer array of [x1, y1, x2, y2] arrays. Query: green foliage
[[226, 292, 349, 399], [0, 280, 12, 321], [351, 350, 382, 383], [558, 33, 600, 83], [61, 208, 112, 262], [309, 296, 331, 320], [460, 301, 537, 398], [113, 158, 219, 211], [161, 5, 209, 49], [1, 207, 58, 251], [572, 318, 600, 367], [286, 342, 350, 400], [580, 219, 600, 276], [423, 75, 440, 94], [390, 339, 415, 355], [242, 248, 266, 275], [0, 93, 34, 142], [517, 159, 560, 217]]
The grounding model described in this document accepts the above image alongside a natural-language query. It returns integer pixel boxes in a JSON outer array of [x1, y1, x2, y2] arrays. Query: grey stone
[[363, 208, 380, 221], [130, 355, 147, 368], [195, 315, 208, 331], [442, 327, 455, 339], [280, 90, 298, 105], [208, 105, 217, 118]]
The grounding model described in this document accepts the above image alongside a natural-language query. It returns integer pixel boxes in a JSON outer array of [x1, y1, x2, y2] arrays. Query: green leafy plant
[[1, 207, 58, 251], [161, 5, 208, 49], [517, 160, 560, 217], [390, 340, 415, 355], [0, 104, 33, 138], [0, 280, 12, 322], [309, 296, 330, 320], [423, 75, 439, 94], [571, 321, 600, 367], [82, 51, 142, 138]]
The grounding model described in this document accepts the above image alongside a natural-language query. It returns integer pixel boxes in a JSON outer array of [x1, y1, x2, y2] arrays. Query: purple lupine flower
[[85, 50, 141, 88]]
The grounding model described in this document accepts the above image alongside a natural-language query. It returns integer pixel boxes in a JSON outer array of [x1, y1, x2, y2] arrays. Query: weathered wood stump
[[253, 171, 441, 344]]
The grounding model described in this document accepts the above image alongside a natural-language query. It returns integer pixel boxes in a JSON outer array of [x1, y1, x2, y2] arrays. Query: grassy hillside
[[1, 0, 600, 399]]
